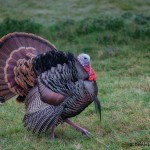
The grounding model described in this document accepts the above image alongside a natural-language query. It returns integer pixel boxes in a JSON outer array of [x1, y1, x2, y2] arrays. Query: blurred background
[[0, 0, 150, 149]]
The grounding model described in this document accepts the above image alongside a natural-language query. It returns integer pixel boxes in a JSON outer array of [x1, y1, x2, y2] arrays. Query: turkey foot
[[65, 119, 91, 137]]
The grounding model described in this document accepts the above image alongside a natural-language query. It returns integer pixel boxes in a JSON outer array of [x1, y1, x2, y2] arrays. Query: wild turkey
[[0, 32, 101, 138]]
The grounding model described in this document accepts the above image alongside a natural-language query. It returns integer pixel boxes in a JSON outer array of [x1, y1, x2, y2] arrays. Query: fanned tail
[[0, 32, 57, 101]]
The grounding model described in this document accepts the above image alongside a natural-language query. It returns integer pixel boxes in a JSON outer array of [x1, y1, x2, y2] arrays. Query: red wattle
[[84, 67, 97, 81]]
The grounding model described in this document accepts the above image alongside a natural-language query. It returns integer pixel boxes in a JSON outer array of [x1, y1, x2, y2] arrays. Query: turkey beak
[[94, 96, 101, 121]]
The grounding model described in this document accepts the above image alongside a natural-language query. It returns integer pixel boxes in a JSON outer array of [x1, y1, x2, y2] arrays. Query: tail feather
[[0, 79, 6, 84], [0, 32, 57, 101], [0, 45, 12, 54], [0, 85, 8, 90], [0, 52, 7, 60], [0, 69, 4, 74], [0, 59, 6, 65], [5, 58, 17, 66], [10, 50, 26, 60], [0, 74, 4, 79], [0, 90, 14, 98], [4, 93, 15, 100]]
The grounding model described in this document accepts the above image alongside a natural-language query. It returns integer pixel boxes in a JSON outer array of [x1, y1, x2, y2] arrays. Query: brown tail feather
[[0, 83, 8, 88], [0, 74, 5, 79], [0, 89, 13, 96], [0, 32, 57, 101], [0, 68, 4, 73], [1, 92, 15, 101], [0, 59, 6, 65], [0, 79, 6, 84], [0, 52, 8, 60], [0, 44, 12, 53], [2, 59, 17, 68]]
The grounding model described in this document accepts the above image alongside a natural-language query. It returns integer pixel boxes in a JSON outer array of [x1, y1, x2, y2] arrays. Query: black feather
[[32, 50, 75, 75], [0, 96, 5, 103], [94, 96, 101, 121]]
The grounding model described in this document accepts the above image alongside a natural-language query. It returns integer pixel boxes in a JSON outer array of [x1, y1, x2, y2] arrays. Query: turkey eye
[[84, 57, 87, 60]]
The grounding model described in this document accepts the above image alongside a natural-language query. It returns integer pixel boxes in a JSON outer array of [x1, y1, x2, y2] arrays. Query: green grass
[[0, 0, 150, 150]]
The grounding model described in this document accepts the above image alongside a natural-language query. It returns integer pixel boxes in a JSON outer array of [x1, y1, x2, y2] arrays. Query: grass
[[0, 0, 150, 150]]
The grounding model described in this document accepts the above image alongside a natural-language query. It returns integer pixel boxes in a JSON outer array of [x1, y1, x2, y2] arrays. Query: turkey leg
[[65, 119, 91, 137]]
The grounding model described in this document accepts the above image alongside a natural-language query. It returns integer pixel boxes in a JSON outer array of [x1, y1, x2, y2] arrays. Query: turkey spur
[[0, 32, 101, 138]]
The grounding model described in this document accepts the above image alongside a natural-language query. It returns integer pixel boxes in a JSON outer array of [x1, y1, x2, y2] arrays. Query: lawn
[[0, 0, 150, 150]]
